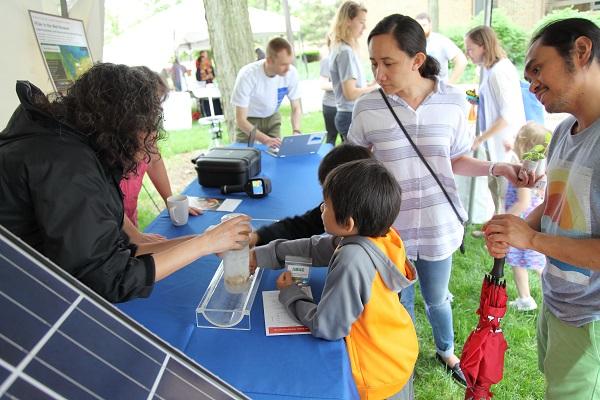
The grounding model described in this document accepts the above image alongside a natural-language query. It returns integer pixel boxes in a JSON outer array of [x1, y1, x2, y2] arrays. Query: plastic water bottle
[[221, 213, 251, 294]]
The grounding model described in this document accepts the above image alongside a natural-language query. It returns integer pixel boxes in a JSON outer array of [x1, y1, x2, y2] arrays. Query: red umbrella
[[461, 258, 508, 400]]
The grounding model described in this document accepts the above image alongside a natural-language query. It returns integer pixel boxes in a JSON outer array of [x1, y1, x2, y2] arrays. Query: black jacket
[[0, 81, 155, 302], [255, 205, 324, 246]]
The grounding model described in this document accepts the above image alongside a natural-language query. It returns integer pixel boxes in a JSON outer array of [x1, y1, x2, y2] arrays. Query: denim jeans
[[334, 110, 352, 142], [400, 255, 455, 358]]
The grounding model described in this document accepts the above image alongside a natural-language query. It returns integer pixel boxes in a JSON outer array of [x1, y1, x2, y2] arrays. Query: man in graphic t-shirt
[[231, 37, 302, 148], [485, 18, 600, 399]]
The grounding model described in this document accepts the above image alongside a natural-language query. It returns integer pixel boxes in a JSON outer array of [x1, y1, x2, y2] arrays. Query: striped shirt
[[348, 81, 471, 261]]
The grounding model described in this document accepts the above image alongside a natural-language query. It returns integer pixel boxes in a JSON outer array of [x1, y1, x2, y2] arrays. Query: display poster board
[[29, 10, 94, 93]]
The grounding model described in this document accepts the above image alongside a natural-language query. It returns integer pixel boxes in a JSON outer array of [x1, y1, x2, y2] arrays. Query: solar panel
[[0, 225, 248, 400]]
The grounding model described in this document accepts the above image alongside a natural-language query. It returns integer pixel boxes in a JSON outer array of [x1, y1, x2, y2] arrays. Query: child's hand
[[276, 271, 294, 290], [249, 250, 258, 275]]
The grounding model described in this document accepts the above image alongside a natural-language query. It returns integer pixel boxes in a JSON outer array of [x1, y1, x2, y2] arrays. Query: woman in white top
[[348, 14, 531, 390], [465, 26, 526, 213], [328, 1, 377, 141]]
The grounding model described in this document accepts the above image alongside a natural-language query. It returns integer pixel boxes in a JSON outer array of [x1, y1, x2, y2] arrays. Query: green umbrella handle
[[490, 257, 505, 280]]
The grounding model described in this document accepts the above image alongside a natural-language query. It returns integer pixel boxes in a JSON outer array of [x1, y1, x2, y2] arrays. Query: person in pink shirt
[[120, 153, 201, 243]]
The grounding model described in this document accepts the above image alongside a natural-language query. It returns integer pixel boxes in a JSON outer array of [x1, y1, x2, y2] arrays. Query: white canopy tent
[[103, 0, 300, 72]]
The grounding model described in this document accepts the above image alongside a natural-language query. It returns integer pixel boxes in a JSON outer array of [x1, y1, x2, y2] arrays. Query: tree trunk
[[203, 0, 255, 141]]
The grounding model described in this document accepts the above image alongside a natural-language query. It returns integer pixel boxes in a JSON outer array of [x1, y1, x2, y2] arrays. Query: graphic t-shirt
[[231, 60, 300, 118], [542, 115, 600, 326]]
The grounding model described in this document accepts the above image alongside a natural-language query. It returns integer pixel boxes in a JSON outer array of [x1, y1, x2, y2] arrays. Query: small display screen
[[251, 180, 264, 195]]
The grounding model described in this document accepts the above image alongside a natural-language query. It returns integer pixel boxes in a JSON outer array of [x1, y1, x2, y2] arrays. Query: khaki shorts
[[538, 304, 600, 399], [235, 112, 282, 143]]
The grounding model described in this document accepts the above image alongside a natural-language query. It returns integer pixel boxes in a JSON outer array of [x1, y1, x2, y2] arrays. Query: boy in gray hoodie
[[251, 159, 418, 399]]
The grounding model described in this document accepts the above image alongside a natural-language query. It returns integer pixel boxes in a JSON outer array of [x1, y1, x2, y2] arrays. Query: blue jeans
[[334, 110, 352, 142], [400, 255, 455, 358]]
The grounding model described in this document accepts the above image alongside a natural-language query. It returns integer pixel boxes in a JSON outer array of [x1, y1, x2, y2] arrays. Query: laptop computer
[[266, 132, 325, 157]]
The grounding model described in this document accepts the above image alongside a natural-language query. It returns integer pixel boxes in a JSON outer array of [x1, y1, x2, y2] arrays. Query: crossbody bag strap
[[379, 89, 466, 252]]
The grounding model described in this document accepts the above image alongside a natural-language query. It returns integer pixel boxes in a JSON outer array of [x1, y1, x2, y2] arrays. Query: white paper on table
[[188, 196, 242, 212], [262, 287, 312, 336], [216, 198, 242, 212]]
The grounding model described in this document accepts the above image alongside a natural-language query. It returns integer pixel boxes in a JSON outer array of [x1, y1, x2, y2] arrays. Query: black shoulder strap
[[378, 89, 466, 252]]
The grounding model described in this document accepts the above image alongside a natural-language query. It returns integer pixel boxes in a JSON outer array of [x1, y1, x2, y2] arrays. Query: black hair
[[368, 14, 440, 80], [37, 63, 167, 175], [322, 159, 401, 237], [317, 144, 372, 184], [530, 18, 600, 70]]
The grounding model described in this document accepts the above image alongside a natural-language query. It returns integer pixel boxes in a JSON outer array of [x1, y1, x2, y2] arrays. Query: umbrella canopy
[[461, 258, 508, 400]]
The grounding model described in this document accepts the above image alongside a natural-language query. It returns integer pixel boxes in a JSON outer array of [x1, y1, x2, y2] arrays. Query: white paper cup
[[167, 194, 189, 226], [536, 158, 546, 175], [522, 159, 539, 174]]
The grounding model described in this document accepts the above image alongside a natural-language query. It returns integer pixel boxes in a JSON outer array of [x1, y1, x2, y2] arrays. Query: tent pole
[[60, 0, 68, 17], [467, 0, 494, 224]]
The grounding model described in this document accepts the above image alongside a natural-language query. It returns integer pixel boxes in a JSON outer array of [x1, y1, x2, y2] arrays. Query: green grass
[[138, 108, 544, 399], [413, 225, 544, 399], [296, 59, 321, 80]]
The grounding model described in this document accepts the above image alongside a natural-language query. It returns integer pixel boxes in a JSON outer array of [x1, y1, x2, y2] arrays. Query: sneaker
[[471, 230, 484, 238], [509, 297, 537, 311]]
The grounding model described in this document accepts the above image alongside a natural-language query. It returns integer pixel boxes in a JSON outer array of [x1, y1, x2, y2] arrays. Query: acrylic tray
[[196, 262, 263, 330]]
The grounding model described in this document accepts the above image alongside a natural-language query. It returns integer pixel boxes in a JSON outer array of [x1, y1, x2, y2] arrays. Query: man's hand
[[483, 214, 538, 258], [262, 135, 282, 148], [276, 271, 294, 290]]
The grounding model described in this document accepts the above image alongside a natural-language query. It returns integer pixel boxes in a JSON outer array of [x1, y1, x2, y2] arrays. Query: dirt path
[[163, 149, 206, 194]]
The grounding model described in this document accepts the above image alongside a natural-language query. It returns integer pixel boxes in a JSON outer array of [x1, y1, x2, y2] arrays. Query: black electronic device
[[221, 177, 272, 198], [192, 147, 261, 187]]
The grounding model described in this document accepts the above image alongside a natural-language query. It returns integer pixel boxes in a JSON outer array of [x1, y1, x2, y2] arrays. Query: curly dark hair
[[39, 63, 168, 174]]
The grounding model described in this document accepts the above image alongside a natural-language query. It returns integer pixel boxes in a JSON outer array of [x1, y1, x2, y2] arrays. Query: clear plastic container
[[195, 218, 278, 330], [220, 213, 251, 294], [196, 262, 263, 330]]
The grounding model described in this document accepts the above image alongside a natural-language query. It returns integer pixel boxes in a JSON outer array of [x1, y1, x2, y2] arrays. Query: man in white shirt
[[416, 13, 467, 84], [231, 37, 302, 148]]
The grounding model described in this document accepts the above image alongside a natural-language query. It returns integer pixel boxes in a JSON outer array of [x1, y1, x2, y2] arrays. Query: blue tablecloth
[[117, 145, 359, 399]]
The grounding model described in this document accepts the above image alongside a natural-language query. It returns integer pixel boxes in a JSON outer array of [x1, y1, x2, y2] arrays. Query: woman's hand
[[494, 163, 536, 188], [133, 232, 167, 244], [201, 215, 251, 254], [276, 271, 294, 290]]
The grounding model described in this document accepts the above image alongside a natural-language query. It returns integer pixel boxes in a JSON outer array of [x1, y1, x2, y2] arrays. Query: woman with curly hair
[[120, 66, 202, 244], [0, 63, 250, 303]]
